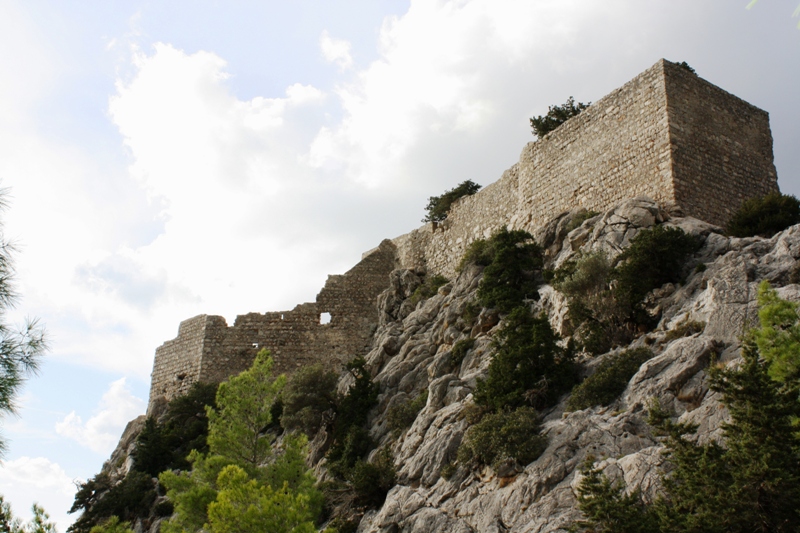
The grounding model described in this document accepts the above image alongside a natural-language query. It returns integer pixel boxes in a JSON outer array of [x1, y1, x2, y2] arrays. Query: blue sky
[[0, 0, 798, 529]]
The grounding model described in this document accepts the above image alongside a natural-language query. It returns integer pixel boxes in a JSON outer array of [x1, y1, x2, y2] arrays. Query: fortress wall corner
[[662, 60, 779, 226]]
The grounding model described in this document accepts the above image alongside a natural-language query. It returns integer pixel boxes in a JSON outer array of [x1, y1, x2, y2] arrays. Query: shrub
[[663, 319, 706, 342], [387, 390, 428, 434], [68, 472, 157, 533], [461, 300, 481, 325], [565, 210, 600, 233], [530, 96, 590, 138], [281, 364, 338, 437], [677, 60, 696, 74], [327, 357, 379, 473], [573, 344, 800, 533], [134, 382, 218, 477], [726, 192, 800, 238], [566, 348, 654, 411], [474, 307, 576, 411], [410, 274, 449, 305], [467, 227, 543, 313], [348, 447, 396, 509], [422, 180, 482, 223], [450, 338, 475, 367], [456, 407, 547, 471], [613, 225, 701, 322]]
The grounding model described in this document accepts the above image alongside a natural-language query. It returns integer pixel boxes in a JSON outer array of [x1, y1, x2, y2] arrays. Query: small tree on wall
[[422, 180, 482, 223], [530, 96, 590, 138]]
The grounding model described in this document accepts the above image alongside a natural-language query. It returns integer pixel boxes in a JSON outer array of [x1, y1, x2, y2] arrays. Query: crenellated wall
[[148, 59, 779, 412]]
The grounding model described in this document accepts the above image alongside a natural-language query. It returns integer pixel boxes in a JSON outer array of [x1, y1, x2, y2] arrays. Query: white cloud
[[55, 378, 145, 455], [320, 30, 354, 70], [0, 456, 76, 531]]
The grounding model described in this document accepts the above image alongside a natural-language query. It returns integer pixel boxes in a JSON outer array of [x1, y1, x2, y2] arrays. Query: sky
[[0, 0, 798, 529]]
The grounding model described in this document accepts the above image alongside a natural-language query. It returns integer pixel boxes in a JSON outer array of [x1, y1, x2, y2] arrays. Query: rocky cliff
[[97, 196, 800, 532], [332, 197, 798, 532]]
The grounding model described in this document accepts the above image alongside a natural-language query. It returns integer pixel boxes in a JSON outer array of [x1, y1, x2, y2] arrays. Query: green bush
[[456, 407, 547, 470], [387, 390, 428, 434], [462, 227, 543, 313], [725, 192, 800, 238], [68, 471, 157, 533], [474, 307, 576, 411], [450, 338, 475, 367], [663, 319, 706, 342], [281, 364, 338, 437], [327, 357, 379, 474], [565, 210, 600, 233], [573, 345, 800, 533], [566, 348, 654, 411], [410, 274, 449, 305], [133, 381, 218, 478], [530, 96, 590, 138], [422, 180, 482, 223], [613, 225, 701, 323], [348, 447, 396, 509]]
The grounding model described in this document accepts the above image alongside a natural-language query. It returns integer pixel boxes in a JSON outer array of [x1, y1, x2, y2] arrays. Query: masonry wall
[[663, 61, 779, 226], [147, 240, 397, 412], [148, 59, 780, 411], [391, 59, 778, 279]]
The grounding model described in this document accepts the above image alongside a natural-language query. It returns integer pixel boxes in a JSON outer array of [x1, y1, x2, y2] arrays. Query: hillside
[[82, 196, 800, 532]]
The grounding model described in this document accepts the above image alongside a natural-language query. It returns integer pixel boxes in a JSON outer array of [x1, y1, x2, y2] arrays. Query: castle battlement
[[148, 59, 778, 413]]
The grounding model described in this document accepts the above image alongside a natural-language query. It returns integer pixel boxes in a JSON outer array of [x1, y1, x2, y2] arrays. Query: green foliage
[[281, 364, 338, 437], [567, 348, 653, 411], [676, 61, 696, 74], [460, 300, 480, 325], [206, 465, 316, 533], [456, 407, 547, 470], [450, 337, 475, 367], [0, 189, 47, 455], [422, 180, 482, 223], [89, 517, 134, 533], [134, 381, 218, 477], [749, 280, 800, 382], [530, 96, 590, 138], [572, 459, 658, 533], [474, 308, 576, 411], [387, 390, 428, 434], [573, 346, 800, 533], [159, 352, 323, 533], [663, 319, 705, 342], [206, 349, 286, 469], [68, 471, 157, 533], [613, 225, 701, 323], [726, 192, 800, 238], [0, 496, 57, 533], [469, 227, 543, 313], [410, 274, 449, 305], [327, 357, 379, 473], [565, 210, 600, 233], [347, 448, 396, 508]]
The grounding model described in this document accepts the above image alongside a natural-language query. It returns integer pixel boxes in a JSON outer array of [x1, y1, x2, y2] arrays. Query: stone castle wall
[[147, 240, 397, 412], [148, 59, 779, 412], [389, 59, 778, 279]]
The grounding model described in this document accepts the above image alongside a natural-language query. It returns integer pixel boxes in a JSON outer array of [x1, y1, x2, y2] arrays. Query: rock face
[[335, 198, 800, 533]]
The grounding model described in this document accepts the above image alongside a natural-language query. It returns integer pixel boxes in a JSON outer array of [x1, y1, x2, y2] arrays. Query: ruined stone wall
[[663, 61, 779, 226], [391, 59, 778, 279], [148, 60, 780, 411], [147, 241, 398, 412]]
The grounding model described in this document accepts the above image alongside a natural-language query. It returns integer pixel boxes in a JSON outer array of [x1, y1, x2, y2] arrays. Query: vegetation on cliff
[[573, 286, 800, 533], [530, 96, 590, 138], [725, 191, 800, 238], [422, 179, 482, 223]]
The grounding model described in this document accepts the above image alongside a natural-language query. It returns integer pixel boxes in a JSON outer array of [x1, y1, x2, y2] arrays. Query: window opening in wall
[[280, 314, 284, 320], [252, 343, 259, 349], [320, 312, 332, 325]]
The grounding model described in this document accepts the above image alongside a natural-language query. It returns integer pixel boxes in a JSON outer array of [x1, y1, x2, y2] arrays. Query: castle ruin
[[147, 59, 778, 413]]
